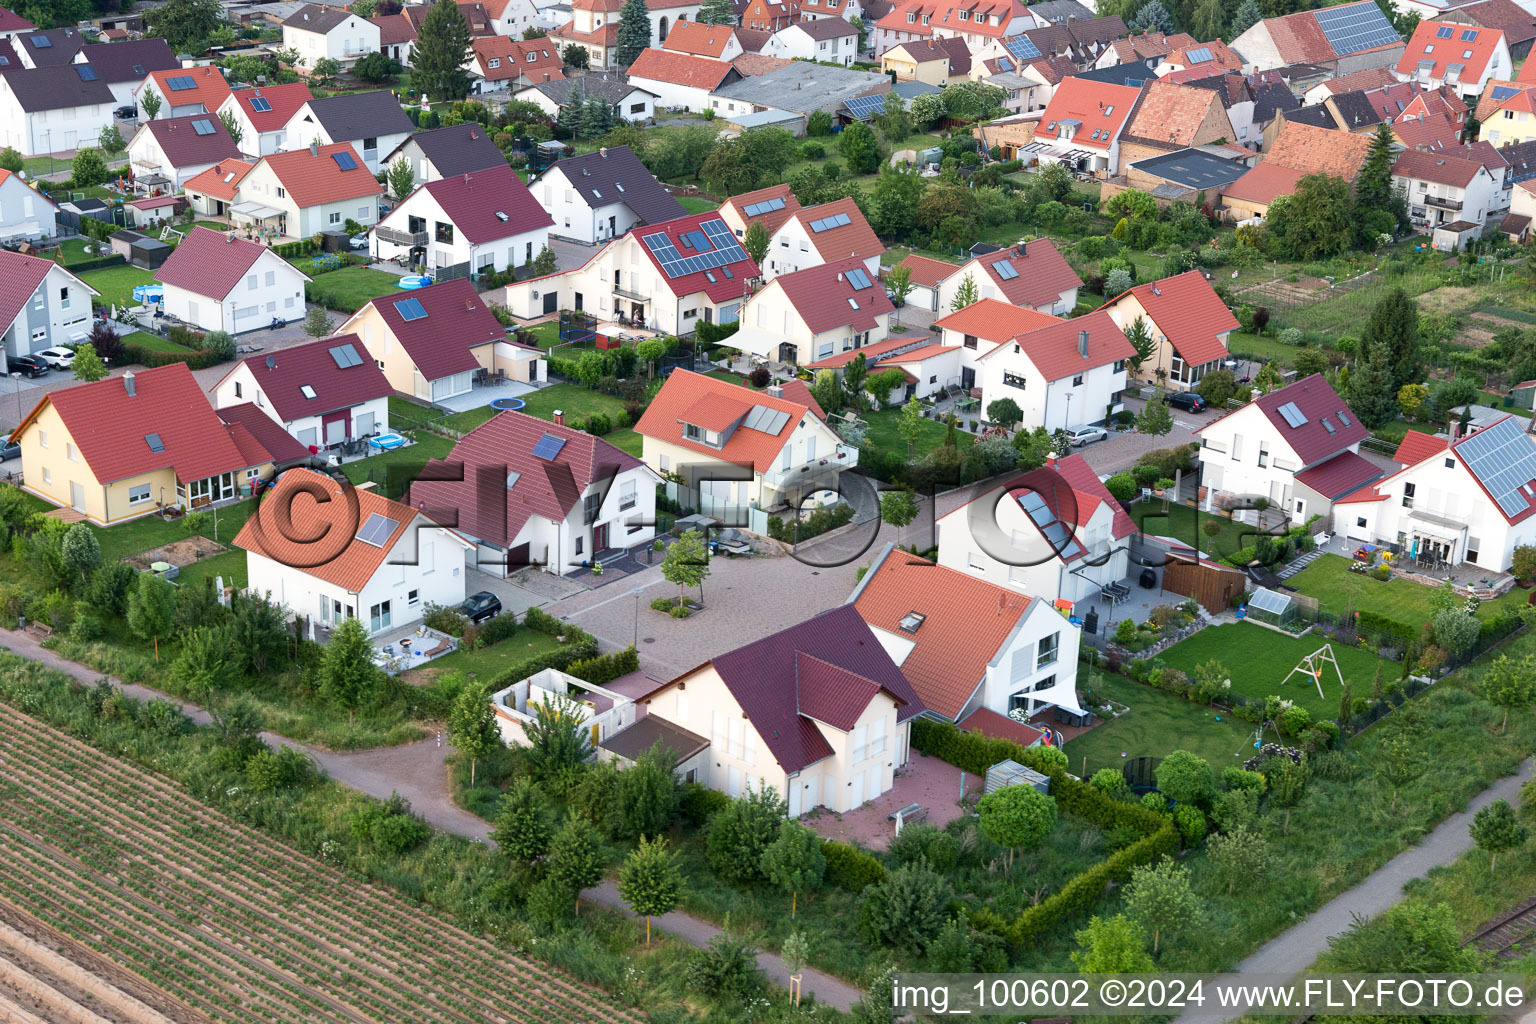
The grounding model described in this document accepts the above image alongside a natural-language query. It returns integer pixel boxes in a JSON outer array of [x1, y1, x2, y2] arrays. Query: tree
[[1470, 799, 1527, 876], [1136, 391, 1174, 436], [1124, 857, 1201, 955], [1355, 123, 1396, 223], [619, 835, 684, 945], [1265, 174, 1355, 261], [446, 677, 499, 785], [1206, 825, 1271, 896], [140, 89, 162, 121], [1432, 607, 1479, 655], [1483, 653, 1536, 733], [70, 343, 108, 383], [1191, 0, 1226, 40], [60, 523, 100, 583], [886, 264, 913, 311], [697, 0, 736, 22], [858, 859, 954, 953], [880, 488, 918, 528], [316, 617, 382, 724], [548, 813, 604, 915], [1129, 0, 1172, 31], [874, 93, 911, 145], [872, 166, 925, 241], [1125, 314, 1155, 373], [612, 744, 679, 838], [1230, 0, 1261, 33], [1105, 188, 1157, 221], [615, 0, 651, 66], [98, 125, 125, 160], [1397, 382, 1428, 419], [843, 352, 870, 404], [352, 0, 378, 14], [1360, 287, 1420, 393], [867, 368, 906, 409], [170, 625, 227, 706], [976, 786, 1057, 869], [126, 572, 177, 660], [636, 336, 667, 380], [384, 160, 416, 205], [216, 108, 244, 149], [895, 398, 923, 458], [705, 783, 785, 884], [1375, 731, 1421, 811], [1155, 750, 1214, 806], [1346, 340, 1399, 429], [353, 51, 401, 83], [840, 122, 881, 175], [202, 330, 236, 362], [70, 148, 109, 187], [1071, 915, 1155, 973], [562, 43, 590, 68], [0, 148, 21, 173], [1195, 368, 1237, 409], [987, 397, 1023, 430], [530, 244, 559, 276], [1266, 756, 1309, 834], [760, 819, 826, 917], [1322, 901, 1489, 985], [742, 221, 771, 267], [661, 528, 709, 608], [491, 777, 551, 862], [413, 0, 474, 100], [310, 56, 342, 86], [781, 931, 810, 1005], [523, 694, 593, 780], [950, 273, 979, 311], [146, 0, 223, 50], [303, 306, 334, 339]]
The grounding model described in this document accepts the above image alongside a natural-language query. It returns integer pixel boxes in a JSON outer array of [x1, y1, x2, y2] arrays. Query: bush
[[423, 602, 469, 637], [564, 645, 639, 685], [1105, 473, 1136, 502], [858, 859, 954, 952], [475, 611, 519, 646], [679, 782, 731, 826], [685, 931, 762, 999], [887, 821, 959, 873], [801, 140, 825, 160], [1173, 804, 1207, 847], [822, 838, 888, 891]]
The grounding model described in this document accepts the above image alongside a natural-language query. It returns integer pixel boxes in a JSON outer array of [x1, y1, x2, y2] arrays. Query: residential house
[[1336, 414, 1536, 571], [881, 36, 971, 84], [0, 64, 115, 156], [233, 141, 382, 239], [13, 364, 287, 523], [1115, 78, 1238, 170], [718, 182, 802, 239], [0, 168, 55, 240], [1195, 373, 1379, 522], [125, 113, 241, 189], [635, 368, 853, 510], [708, 61, 889, 120], [1095, 30, 1196, 70], [1396, 21, 1510, 97], [0, 7, 33, 39], [892, 252, 955, 312], [531, 144, 686, 244], [211, 334, 392, 450], [848, 544, 1085, 730], [134, 66, 231, 120], [1155, 39, 1244, 77], [215, 82, 313, 158], [549, 0, 701, 69], [370, 10, 416, 65], [626, 48, 741, 110], [1302, 65, 1400, 104], [513, 70, 659, 123], [1097, 270, 1237, 391], [1221, 119, 1375, 220], [281, 4, 381, 69], [470, 36, 565, 94], [934, 239, 1081, 318], [236, 467, 473, 635], [933, 451, 1139, 611], [78, 38, 177, 106], [1231, 2, 1406, 73], [12, 26, 83, 69], [182, 159, 256, 219], [283, 91, 413, 173], [1439, 0, 1536, 61], [872, 0, 1035, 57], [383, 122, 508, 186], [1479, 83, 1536, 144], [409, 410, 661, 576], [1219, 160, 1307, 220], [731, 256, 894, 366], [502, 211, 755, 332], [342, 277, 540, 402], [0, 248, 94, 367], [933, 299, 1131, 429], [1017, 76, 1141, 176], [765, 18, 859, 65], [764, 197, 882, 280], [370, 163, 552, 276], [482, 0, 546, 37], [740, 0, 802, 33], [1114, 148, 1251, 209], [402, 1, 498, 38], [1395, 146, 1501, 231], [154, 227, 311, 333], [635, 605, 924, 814], [663, 19, 747, 59]]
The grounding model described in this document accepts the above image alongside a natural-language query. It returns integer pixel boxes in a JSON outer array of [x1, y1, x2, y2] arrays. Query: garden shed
[[1244, 586, 1298, 629], [985, 759, 1050, 795]]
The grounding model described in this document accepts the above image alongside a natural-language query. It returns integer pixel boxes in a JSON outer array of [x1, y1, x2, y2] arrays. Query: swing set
[[1281, 643, 1345, 700]]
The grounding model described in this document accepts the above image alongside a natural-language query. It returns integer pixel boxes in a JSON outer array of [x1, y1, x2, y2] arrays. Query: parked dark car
[[114, 104, 137, 120], [458, 591, 502, 624], [8, 354, 48, 377], [1167, 391, 1207, 413], [0, 440, 17, 461]]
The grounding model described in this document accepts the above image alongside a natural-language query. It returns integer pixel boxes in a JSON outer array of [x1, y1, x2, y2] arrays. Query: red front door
[[593, 523, 608, 553]]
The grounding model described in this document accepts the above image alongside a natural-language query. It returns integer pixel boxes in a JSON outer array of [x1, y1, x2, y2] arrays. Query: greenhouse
[[1244, 587, 1298, 629]]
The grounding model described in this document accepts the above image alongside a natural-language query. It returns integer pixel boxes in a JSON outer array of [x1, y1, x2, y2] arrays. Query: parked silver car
[[1067, 425, 1108, 447]]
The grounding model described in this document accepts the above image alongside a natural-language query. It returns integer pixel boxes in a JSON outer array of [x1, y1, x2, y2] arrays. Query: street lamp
[[631, 587, 644, 648]]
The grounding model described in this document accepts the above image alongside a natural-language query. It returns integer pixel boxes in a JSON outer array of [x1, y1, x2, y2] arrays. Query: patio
[[430, 377, 541, 414], [1305, 533, 1515, 598], [371, 623, 458, 675], [567, 536, 678, 587], [803, 750, 969, 851]]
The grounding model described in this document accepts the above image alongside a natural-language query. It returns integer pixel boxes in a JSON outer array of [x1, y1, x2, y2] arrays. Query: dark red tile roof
[[0, 249, 65, 338], [361, 277, 502, 381], [957, 707, 1046, 747], [1293, 450, 1383, 500], [155, 226, 302, 300], [409, 409, 645, 549], [635, 212, 758, 303], [770, 256, 893, 334], [0, 7, 36, 32], [1252, 372, 1369, 466], [972, 239, 1082, 309], [227, 334, 391, 422], [215, 402, 313, 463], [1054, 450, 1136, 540], [137, 114, 241, 169], [416, 163, 552, 244]]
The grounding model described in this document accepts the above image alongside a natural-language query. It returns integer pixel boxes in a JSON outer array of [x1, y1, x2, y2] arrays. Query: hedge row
[[67, 254, 127, 274], [910, 718, 1179, 945], [121, 343, 225, 370], [564, 645, 639, 686], [821, 838, 888, 892], [1356, 609, 1419, 645], [483, 610, 600, 690]]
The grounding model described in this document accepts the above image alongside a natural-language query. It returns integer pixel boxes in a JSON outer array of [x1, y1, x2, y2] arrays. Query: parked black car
[[8, 354, 48, 377], [1167, 391, 1207, 413], [458, 591, 502, 624], [114, 104, 137, 120]]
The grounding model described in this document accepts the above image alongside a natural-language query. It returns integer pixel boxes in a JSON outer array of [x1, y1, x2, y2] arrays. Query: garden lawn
[[341, 433, 456, 498], [438, 405, 496, 435], [517, 382, 629, 423], [193, 220, 228, 232], [519, 322, 562, 350], [1064, 669, 1256, 778], [605, 427, 642, 456], [1225, 330, 1304, 363], [675, 195, 718, 214], [1129, 502, 1251, 563], [1155, 622, 1383, 719], [1286, 553, 1528, 622], [121, 330, 191, 354], [80, 264, 156, 310], [405, 630, 564, 684], [175, 548, 247, 592], [90, 499, 257, 563], [388, 395, 442, 431], [305, 266, 406, 313], [862, 406, 961, 459]]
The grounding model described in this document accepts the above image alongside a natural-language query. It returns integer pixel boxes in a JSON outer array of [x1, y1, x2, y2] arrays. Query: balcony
[[1420, 193, 1463, 211], [375, 225, 427, 246], [613, 283, 647, 301], [762, 443, 859, 489]]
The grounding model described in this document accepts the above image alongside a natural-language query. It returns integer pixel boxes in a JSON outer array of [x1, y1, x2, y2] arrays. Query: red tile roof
[[258, 142, 383, 209], [663, 20, 740, 57], [1264, 1, 1400, 64], [1391, 110, 1462, 152], [156, 226, 305, 300], [19, 363, 258, 485], [957, 706, 1046, 747], [1101, 270, 1237, 367], [1221, 160, 1305, 205], [224, 82, 312, 132], [144, 65, 231, 113], [1317, 67, 1399, 95], [732, 53, 791, 75], [722, 183, 801, 235], [1123, 78, 1229, 148], [1034, 78, 1141, 151], [1055, 451, 1136, 539], [786, 197, 883, 264], [979, 309, 1133, 383], [874, 0, 1029, 40], [635, 369, 810, 471], [1293, 450, 1383, 500], [1022, 55, 1078, 85], [137, 114, 241, 169], [628, 47, 739, 89], [369, 11, 416, 45], [635, 212, 758, 303], [234, 468, 424, 592], [473, 36, 565, 82], [851, 547, 1032, 719], [409, 409, 645, 548], [968, 239, 1082, 309], [1267, 119, 1375, 179], [1394, 429, 1448, 464], [778, 378, 824, 418], [878, 342, 949, 363], [1397, 20, 1504, 83], [770, 256, 893, 334], [181, 159, 256, 202], [895, 252, 957, 287], [1163, 38, 1242, 71], [227, 334, 391, 422], [360, 277, 504, 382], [795, 652, 902, 731], [934, 298, 1060, 345], [413, 163, 553, 244]]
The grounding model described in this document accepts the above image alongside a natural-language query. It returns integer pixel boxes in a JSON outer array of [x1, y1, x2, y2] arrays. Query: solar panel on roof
[[641, 219, 747, 280], [356, 512, 395, 548], [1313, 3, 1400, 57], [809, 212, 851, 233], [532, 433, 567, 461], [1493, 84, 1520, 101], [843, 93, 886, 121], [0, 57, 10, 66], [29, 34, 49, 47], [166, 74, 197, 91], [994, 259, 1019, 280], [332, 150, 358, 171], [1185, 46, 1212, 63], [743, 196, 787, 217], [145, 432, 164, 453], [1435, 24, 1453, 37], [250, 96, 272, 112], [191, 118, 215, 135], [329, 343, 363, 368], [76, 65, 97, 81], [742, 405, 790, 434], [394, 297, 426, 321], [1453, 415, 1536, 517], [845, 267, 872, 289], [1003, 33, 1042, 62], [1277, 401, 1308, 427]]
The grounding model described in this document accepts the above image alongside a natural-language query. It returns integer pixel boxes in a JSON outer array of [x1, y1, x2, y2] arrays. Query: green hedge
[[65, 254, 127, 274], [273, 239, 318, 258], [122, 342, 225, 370], [565, 646, 639, 686], [1356, 609, 1419, 644], [910, 718, 1179, 945], [479, 609, 599, 691], [821, 838, 887, 892]]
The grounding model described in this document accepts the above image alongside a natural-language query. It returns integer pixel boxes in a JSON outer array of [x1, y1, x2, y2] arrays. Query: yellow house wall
[[17, 403, 183, 524], [344, 303, 421, 397]]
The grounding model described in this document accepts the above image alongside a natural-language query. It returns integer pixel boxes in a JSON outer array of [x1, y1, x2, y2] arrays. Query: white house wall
[[0, 175, 56, 239]]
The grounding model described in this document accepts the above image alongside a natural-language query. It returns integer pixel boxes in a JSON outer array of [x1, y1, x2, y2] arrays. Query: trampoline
[[397, 275, 432, 289], [560, 310, 596, 347], [489, 396, 525, 411]]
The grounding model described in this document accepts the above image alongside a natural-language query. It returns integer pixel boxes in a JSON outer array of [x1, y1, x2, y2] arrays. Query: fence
[[1235, 268, 1447, 336], [661, 481, 771, 535]]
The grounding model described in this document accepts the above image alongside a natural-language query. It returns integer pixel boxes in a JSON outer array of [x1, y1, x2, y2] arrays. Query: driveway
[[461, 566, 564, 618], [1073, 395, 1204, 477]]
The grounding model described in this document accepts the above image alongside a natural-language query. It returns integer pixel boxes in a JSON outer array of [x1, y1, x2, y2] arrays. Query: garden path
[[0, 628, 865, 1013]]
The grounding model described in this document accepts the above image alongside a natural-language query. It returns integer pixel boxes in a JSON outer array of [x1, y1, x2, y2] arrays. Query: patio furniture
[[889, 803, 928, 824]]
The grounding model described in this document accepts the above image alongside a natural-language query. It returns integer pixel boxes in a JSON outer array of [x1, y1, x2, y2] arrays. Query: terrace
[[489, 667, 637, 747]]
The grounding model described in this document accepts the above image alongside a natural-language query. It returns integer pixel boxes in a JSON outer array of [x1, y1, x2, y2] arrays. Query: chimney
[[309, 141, 318, 156], [553, 408, 565, 425], [1077, 329, 1088, 357], [600, 146, 608, 157], [1045, 451, 1057, 468], [1449, 419, 1461, 441], [767, 384, 783, 398], [123, 370, 135, 397]]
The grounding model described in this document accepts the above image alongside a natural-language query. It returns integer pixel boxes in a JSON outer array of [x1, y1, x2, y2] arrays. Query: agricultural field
[[0, 703, 642, 1024]]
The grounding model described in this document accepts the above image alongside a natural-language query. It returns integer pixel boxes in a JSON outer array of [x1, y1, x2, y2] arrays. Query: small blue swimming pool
[[489, 397, 525, 411], [368, 432, 408, 451], [397, 275, 432, 289]]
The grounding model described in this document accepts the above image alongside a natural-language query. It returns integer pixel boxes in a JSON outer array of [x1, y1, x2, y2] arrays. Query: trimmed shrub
[[565, 645, 639, 685], [821, 838, 887, 892], [679, 782, 731, 826]]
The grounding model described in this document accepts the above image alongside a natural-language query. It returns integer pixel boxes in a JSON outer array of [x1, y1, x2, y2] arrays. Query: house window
[[619, 480, 637, 509], [1072, 374, 1084, 386], [1444, 457, 1455, 468], [247, 274, 258, 290], [42, 468, 49, 485], [66, 442, 77, 462], [407, 588, 419, 606], [575, 536, 584, 555], [1037, 631, 1059, 668], [436, 221, 454, 243], [369, 600, 392, 632], [583, 491, 601, 524], [1402, 482, 1415, 508], [59, 286, 69, 309], [685, 422, 702, 441], [1003, 371, 1027, 390], [963, 333, 978, 349], [1258, 443, 1268, 468], [128, 483, 151, 505], [630, 101, 645, 113], [329, 211, 341, 224], [1113, 359, 1125, 372], [488, 57, 500, 67], [38, 430, 46, 449], [265, 271, 276, 286], [868, 715, 887, 756], [363, 137, 377, 151], [1356, 517, 1367, 528], [235, 382, 243, 398]]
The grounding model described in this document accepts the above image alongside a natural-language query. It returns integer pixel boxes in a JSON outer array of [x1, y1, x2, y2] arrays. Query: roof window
[[898, 610, 926, 633]]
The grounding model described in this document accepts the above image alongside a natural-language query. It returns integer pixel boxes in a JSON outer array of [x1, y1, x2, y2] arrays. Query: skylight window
[[898, 610, 926, 633], [1435, 24, 1453, 37], [847, 298, 859, 309], [494, 210, 508, 221], [1104, 104, 1113, 114], [300, 385, 317, 399], [145, 432, 164, 453]]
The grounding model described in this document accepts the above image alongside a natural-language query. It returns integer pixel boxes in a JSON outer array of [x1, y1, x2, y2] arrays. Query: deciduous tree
[[446, 677, 499, 785], [661, 528, 709, 608], [705, 783, 784, 884], [217, 108, 244, 147], [70, 148, 109, 187], [742, 220, 771, 266], [840, 122, 881, 175], [1125, 314, 1155, 372], [1136, 391, 1174, 436], [126, 572, 176, 660], [1482, 653, 1536, 733], [523, 694, 593, 780], [316, 616, 381, 724], [880, 488, 918, 527], [1124, 857, 1201, 954], [386, 159, 416, 202], [760, 819, 825, 916], [98, 125, 125, 160], [140, 89, 162, 121], [949, 272, 979, 311], [491, 777, 551, 862], [986, 397, 1023, 430], [1206, 825, 1271, 895], [1470, 799, 1528, 876], [60, 523, 100, 583], [147, 0, 223, 50], [304, 306, 335, 338], [1071, 914, 1155, 972], [619, 835, 684, 944], [548, 813, 604, 914], [70, 343, 108, 383], [976, 785, 1057, 869]]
